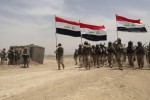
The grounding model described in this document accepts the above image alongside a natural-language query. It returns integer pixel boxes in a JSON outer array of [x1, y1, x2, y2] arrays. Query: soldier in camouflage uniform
[[136, 42, 145, 69], [8, 47, 14, 65], [107, 42, 115, 68], [101, 45, 107, 67], [127, 41, 135, 67], [115, 38, 124, 70], [146, 43, 150, 68], [83, 41, 91, 70], [14, 47, 21, 65], [22, 48, 30, 68], [91, 45, 96, 67], [74, 49, 78, 65], [0, 48, 6, 65], [95, 44, 101, 68], [78, 44, 83, 67], [56, 43, 65, 70]]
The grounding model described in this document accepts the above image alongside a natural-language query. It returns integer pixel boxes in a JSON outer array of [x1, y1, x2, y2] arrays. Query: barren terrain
[[0, 56, 150, 100]]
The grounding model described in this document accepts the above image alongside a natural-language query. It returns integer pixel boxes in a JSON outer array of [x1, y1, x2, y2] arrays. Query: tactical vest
[[107, 46, 115, 54], [127, 46, 134, 54], [136, 46, 145, 54], [57, 47, 63, 57]]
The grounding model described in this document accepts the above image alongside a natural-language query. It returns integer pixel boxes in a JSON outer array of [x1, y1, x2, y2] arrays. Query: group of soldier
[[0, 47, 30, 68], [56, 38, 150, 71]]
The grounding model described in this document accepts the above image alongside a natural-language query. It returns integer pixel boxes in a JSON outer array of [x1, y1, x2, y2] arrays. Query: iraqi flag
[[80, 23, 107, 41], [116, 15, 147, 32], [55, 16, 81, 37]]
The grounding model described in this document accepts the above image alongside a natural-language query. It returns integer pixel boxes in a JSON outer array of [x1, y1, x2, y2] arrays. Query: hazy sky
[[0, 0, 150, 55]]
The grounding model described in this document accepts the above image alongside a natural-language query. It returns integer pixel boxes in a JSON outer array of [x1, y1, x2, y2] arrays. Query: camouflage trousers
[[95, 55, 101, 68], [23, 57, 30, 68], [91, 55, 96, 67], [107, 53, 114, 67], [101, 55, 107, 67], [116, 53, 124, 70], [57, 56, 65, 70], [127, 54, 135, 67], [84, 55, 91, 69], [78, 55, 83, 67], [146, 54, 150, 67], [74, 56, 78, 65], [137, 54, 144, 69]]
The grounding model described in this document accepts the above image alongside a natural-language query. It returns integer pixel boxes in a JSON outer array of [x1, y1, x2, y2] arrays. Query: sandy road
[[0, 56, 150, 100]]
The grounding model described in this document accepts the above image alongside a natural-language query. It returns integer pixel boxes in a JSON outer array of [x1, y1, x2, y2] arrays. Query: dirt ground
[[0, 56, 150, 100]]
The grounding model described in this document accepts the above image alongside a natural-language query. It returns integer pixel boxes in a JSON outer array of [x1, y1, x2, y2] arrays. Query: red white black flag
[[116, 15, 147, 32], [55, 16, 81, 37], [80, 23, 107, 41]]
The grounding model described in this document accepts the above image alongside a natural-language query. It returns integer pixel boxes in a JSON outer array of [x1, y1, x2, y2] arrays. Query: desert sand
[[0, 56, 150, 100]]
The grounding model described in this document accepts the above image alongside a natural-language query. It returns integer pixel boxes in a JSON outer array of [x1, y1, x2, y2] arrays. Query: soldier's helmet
[[3, 48, 6, 51], [128, 41, 133, 46], [100, 43, 103, 47], [137, 41, 142, 46], [58, 43, 62, 46], [108, 41, 112, 46], [117, 38, 121, 43], [84, 41, 88, 45], [79, 44, 82, 47], [96, 44, 99, 47], [92, 45, 95, 48]]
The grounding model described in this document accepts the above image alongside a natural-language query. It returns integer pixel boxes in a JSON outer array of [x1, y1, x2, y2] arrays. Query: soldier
[[83, 41, 91, 70], [136, 42, 145, 69], [74, 49, 78, 65], [127, 41, 135, 67], [115, 38, 124, 70], [146, 42, 150, 67], [95, 44, 101, 68], [78, 44, 83, 67], [8, 47, 14, 65], [56, 43, 65, 70], [0, 48, 6, 64], [14, 47, 21, 65], [100, 44, 107, 67], [22, 47, 30, 68], [91, 45, 96, 67], [107, 42, 115, 68]]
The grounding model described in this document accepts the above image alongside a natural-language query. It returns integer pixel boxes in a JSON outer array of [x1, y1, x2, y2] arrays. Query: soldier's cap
[[84, 41, 88, 45], [117, 38, 121, 41], [3, 48, 6, 50], [58, 43, 62, 46]]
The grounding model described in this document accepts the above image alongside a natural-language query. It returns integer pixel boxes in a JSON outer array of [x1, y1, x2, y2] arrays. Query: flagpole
[[116, 14, 119, 40], [79, 20, 83, 45], [54, 15, 58, 49]]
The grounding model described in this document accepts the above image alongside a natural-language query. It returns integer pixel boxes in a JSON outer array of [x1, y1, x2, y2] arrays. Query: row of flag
[[55, 15, 147, 41]]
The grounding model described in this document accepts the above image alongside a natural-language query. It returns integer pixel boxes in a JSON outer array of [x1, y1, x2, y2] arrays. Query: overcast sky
[[0, 0, 150, 55]]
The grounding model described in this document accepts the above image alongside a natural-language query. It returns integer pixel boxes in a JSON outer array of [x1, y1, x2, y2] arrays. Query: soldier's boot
[[138, 64, 141, 69], [62, 63, 65, 69], [58, 63, 61, 70]]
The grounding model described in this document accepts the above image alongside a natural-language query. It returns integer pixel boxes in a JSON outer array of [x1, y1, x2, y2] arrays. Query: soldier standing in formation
[[56, 43, 65, 70], [91, 45, 96, 67], [74, 49, 78, 65], [115, 38, 124, 70], [78, 44, 83, 67], [8, 47, 14, 65], [146, 43, 150, 67], [22, 48, 30, 68], [0, 48, 6, 64], [136, 42, 145, 69], [95, 44, 101, 68], [127, 41, 135, 67], [107, 42, 115, 68], [83, 41, 91, 70]]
